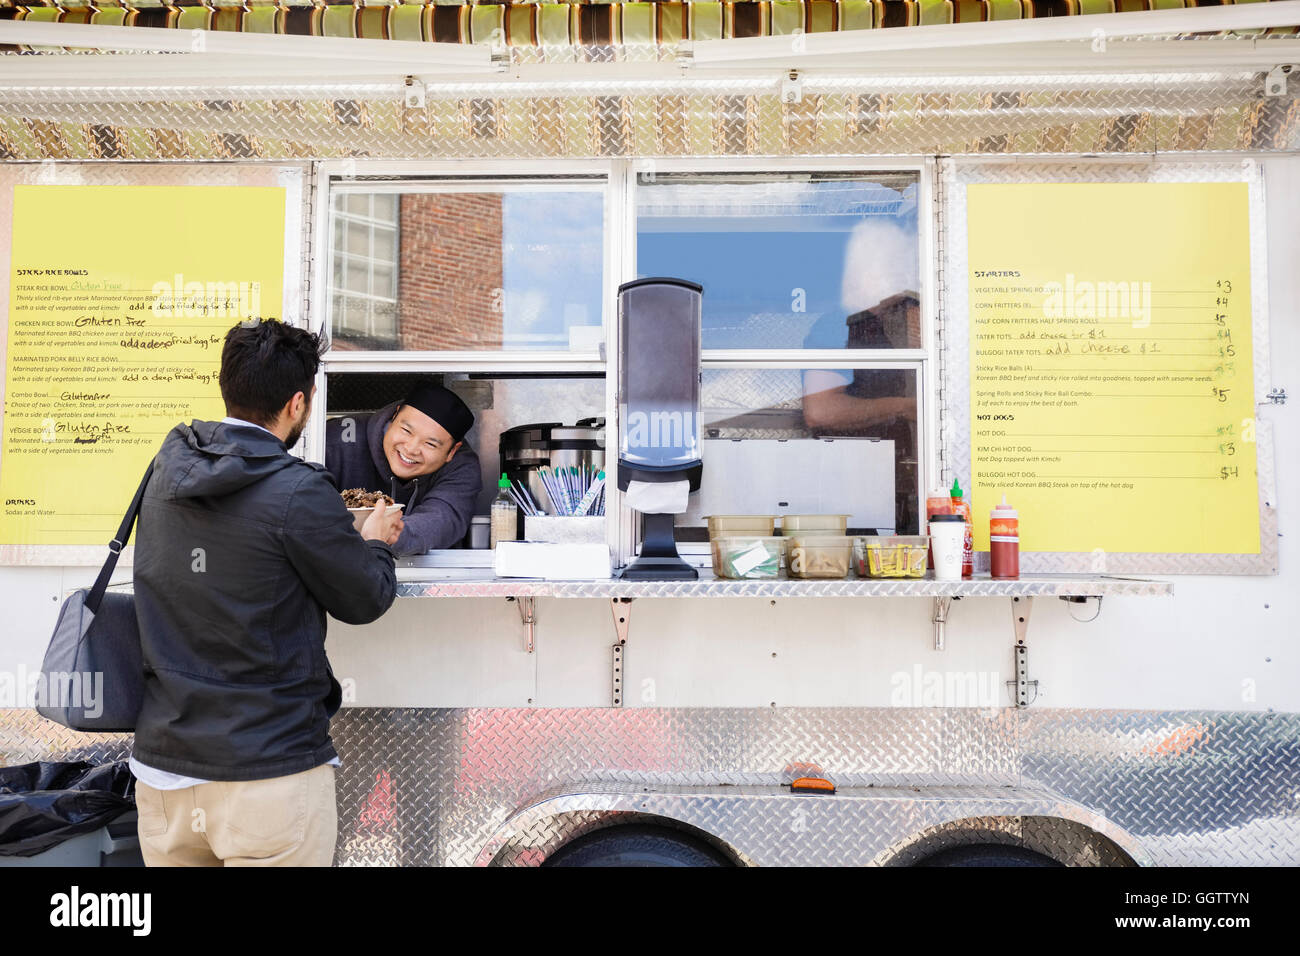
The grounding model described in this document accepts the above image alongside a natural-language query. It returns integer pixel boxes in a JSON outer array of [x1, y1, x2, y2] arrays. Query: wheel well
[[880, 815, 1138, 867], [490, 812, 748, 867]]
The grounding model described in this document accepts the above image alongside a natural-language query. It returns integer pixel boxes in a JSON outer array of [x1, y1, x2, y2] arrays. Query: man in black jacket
[[130, 319, 403, 867]]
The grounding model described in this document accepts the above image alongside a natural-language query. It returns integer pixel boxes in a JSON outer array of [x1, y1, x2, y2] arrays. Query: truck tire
[[542, 825, 733, 867], [914, 844, 1063, 867]]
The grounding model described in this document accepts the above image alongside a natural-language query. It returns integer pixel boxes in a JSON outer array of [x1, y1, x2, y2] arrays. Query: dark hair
[[219, 319, 326, 426]]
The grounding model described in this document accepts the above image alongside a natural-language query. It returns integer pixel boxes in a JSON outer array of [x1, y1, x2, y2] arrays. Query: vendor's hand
[[361, 502, 404, 546]]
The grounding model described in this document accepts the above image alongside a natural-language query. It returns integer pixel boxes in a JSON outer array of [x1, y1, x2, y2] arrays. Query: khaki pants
[[135, 763, 337, 867]]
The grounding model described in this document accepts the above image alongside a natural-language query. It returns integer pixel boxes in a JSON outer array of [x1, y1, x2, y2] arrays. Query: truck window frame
[[305, 158, 936, 568]]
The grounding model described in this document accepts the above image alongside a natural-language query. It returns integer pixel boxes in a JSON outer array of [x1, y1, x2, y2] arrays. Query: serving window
[[312, 163, 932, 562], [634, 169, 928, 541]]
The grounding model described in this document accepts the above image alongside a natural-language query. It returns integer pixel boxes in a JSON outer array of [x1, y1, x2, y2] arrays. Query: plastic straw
[[511, 479, 540, 516], [541, 467, 569, 516], [507, 488, 532, 517], [576, 471, 605, 516]]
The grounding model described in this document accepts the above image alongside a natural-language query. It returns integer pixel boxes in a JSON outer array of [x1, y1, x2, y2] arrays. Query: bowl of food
[[342, 488, 404, 533]]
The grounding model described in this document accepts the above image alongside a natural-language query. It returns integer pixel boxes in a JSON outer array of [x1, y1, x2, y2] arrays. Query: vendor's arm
[[394, 450, 483, 554]]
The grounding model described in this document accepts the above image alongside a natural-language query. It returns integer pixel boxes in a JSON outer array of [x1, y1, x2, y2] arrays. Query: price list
[[966, 182, 1259, 555], [1, 185, 285, 549]]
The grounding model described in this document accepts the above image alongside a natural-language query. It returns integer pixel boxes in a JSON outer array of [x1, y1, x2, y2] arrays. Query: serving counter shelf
[[392, 569, 1171, 600]]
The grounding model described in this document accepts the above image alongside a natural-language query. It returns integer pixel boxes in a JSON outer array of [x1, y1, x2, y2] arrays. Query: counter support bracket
[[611, 598, 632, 708], [513, 596, 536, 653], [1009, 596, 1037, 707], [932, 597, 955, 651]]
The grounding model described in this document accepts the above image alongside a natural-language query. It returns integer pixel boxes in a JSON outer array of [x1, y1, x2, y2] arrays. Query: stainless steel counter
[[392, 569, 1173, 599]]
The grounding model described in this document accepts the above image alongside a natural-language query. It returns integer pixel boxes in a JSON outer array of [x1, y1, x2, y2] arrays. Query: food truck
[[0, 0, 1297, 866]]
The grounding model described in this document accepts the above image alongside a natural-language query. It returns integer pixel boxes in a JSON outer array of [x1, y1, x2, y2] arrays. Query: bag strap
[[85, 461, 155, 615]]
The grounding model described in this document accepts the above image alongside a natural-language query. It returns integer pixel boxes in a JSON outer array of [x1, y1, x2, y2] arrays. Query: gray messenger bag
[[35, 463, 154, 732]]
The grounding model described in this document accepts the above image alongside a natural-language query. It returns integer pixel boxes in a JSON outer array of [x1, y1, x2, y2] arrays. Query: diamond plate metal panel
[[0, 60, 1296, 161], [3, 706, 1295, 866], [477, 782, 1146, 867], [940, 158, 1279, 575], [391, 574, 1174, 599], [0, 709, 131, 767]]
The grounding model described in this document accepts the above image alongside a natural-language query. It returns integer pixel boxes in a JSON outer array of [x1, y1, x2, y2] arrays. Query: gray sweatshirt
[[324, 400, 482, 554]]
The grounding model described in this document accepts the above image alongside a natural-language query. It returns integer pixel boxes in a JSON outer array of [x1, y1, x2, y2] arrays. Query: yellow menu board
[[967, 182, 1258, 555], [1, 185, 286, 548]]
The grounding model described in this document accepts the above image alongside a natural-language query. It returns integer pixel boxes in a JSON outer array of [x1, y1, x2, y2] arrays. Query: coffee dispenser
[[617, 277, 703, 580]]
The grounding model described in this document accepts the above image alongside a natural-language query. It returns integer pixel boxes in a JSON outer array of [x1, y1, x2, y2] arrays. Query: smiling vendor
[[325, 382, 482, 555]]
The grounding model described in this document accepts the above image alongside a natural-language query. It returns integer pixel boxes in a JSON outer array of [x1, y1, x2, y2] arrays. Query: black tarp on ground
[[0, 760, 135, 858]]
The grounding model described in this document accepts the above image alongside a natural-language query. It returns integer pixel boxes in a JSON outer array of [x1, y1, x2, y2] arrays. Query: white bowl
[[347, 503, 404, 533]]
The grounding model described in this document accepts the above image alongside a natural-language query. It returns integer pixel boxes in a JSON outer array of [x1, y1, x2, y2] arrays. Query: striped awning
[[2, 0, 1297, 52]]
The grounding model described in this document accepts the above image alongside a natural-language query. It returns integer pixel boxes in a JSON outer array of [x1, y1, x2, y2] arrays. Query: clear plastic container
[[710, 536, 783, 580], [855, 535, 929, 578], [780, 514, 849, 535], [785, 534, 854, 579], [706, 515, 777, 539]]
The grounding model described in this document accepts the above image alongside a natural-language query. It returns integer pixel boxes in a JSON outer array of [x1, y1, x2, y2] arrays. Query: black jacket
[[131, 420, 396, 781], [324, 400, 482, 554]]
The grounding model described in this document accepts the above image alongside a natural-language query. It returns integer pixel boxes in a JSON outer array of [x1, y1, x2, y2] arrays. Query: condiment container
[[949, 479, 974, 578], [989, 495, 1020, 579], [711, 536, 783, 580], [780, 514, 849, 535], [468, 514, 490, 549], [925, 488, 953, 569], [928, 514, 966, 582], [490, 473, 518, 549], [786, 534, 854, 579], [706, 515, 777, 539], [855, 535, 929, 579]]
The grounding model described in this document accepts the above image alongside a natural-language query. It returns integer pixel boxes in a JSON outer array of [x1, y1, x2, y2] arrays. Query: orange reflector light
[[790, 776, 836, 794]]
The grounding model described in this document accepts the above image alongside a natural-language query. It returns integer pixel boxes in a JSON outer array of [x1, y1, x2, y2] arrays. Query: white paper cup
[[929, 515, 966, 582]]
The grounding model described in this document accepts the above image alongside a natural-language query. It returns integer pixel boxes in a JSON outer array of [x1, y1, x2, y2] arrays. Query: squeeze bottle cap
[[498, 473, 511, 489], [950, 478, 964, 499], [992, 494, 1018, 518]]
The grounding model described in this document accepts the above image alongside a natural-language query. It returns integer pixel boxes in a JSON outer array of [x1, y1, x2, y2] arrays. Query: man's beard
[[285, 400, 310, 448]]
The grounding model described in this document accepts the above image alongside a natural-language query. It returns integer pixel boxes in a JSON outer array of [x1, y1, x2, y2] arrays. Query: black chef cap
[[401, 382, 474, 443]]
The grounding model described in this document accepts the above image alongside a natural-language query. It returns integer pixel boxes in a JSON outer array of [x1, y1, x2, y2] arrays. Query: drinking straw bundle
[[537, 466, 605, 516]]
